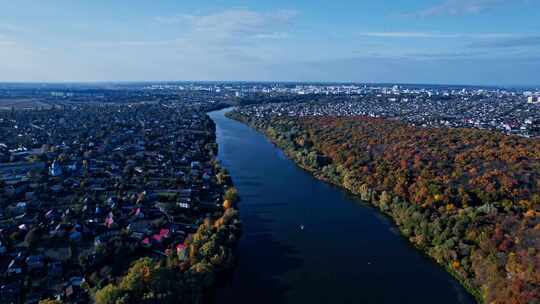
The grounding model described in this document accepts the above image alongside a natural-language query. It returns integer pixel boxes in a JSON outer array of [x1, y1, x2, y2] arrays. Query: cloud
[[253, 32, 291, 40], [409, 51, 490, 59], [359, 32, 458, 38], [78, 8, 297, 68], [469, 35, 540, 48], [405, 0, 521, 17], [155, 9, 298, 41], [82, 39, 185, 48], [358, 31, 520, 39], [56, 8, 301, 82]]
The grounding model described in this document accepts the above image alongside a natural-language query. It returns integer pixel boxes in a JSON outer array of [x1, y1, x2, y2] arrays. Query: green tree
[[379, 191, 392, 210], [95, 284, 123, 304], [39, 299, 62, 304], [223, 187, 239, 203]]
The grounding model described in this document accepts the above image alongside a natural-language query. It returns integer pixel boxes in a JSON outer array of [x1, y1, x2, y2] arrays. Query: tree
[[39, 299, 62, 304], [379, 191, 392, 209], [223, 187, 238, 203], [119, 258, 158, 299], [216, 171, 231, 185], [95, 284, 123, 304], [189, 262, 215, 288]]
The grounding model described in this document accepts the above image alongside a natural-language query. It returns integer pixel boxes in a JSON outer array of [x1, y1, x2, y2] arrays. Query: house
[[176, 243, 188, 261], [133, 207, 144, 219], [49, 160, 62, 177], [45, 210, 58, 221], [7, 259, 24, 276], [151, 228, 170, 243], [131, 232, 146, 240], [63, 284, 84, 303], [26, 255, 45, 271], [69, 231, 82, 242], [12, 202, 27, 216], [0, 241, 7, 255], [68, 276, 84, 287], [0, 283, 21, 303], [190, 161, 201, 169], [104, 212, 114, 229], [177, 202, 190, 209], [44, 247, 71, 262], [48, 261, 63, 277], [127, 221, 151, 235]]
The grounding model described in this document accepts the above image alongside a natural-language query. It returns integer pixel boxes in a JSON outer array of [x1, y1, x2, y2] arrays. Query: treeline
[[227, 111, 540, 304]]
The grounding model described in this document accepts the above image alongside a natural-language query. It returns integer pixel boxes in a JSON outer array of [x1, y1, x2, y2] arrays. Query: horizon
[[0, 80, 538, 90]]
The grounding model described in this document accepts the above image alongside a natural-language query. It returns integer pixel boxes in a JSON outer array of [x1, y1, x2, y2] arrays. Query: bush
[[223, 187, 238, 203]]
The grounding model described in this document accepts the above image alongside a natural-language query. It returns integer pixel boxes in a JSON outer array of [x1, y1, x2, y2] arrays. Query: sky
[[0, 0, 539, 86]]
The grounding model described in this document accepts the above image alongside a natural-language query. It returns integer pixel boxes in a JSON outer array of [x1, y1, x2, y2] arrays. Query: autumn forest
[[228, 111, 540, 304]]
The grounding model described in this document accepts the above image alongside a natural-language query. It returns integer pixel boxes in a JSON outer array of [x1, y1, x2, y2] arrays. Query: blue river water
[[209, 108, 475, 304]]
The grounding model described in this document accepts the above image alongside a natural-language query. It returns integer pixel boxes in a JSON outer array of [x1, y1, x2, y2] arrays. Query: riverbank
[[225, 111, 492, 303]]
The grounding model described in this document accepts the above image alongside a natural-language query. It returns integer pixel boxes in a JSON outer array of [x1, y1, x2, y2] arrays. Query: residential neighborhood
[[0, 101, 236, 303], [234, 86, 540, 138]]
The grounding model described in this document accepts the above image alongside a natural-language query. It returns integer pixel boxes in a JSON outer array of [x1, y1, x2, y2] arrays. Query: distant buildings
[[237, 90, 540, 138], [49, 160, 63, 177], [528, 96, 540, 104]]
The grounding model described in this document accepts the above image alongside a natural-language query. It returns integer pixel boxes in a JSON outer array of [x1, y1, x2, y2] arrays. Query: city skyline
[[1, 0, 539, 85]]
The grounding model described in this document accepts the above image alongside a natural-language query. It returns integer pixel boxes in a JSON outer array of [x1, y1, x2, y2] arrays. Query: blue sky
[[0, 0, 539, 85]]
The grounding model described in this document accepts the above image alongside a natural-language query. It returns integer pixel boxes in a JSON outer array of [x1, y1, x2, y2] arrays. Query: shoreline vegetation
[[226, 110, 540, 304]]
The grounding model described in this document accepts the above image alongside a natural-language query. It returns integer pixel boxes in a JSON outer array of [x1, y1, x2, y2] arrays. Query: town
[[0, 100, 239, 303], [231, 84, 540, 138], [3, 82, 539, 138]]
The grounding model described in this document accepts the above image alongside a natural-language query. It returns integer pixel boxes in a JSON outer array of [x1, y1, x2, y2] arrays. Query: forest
[[228, 111, 540, 304]]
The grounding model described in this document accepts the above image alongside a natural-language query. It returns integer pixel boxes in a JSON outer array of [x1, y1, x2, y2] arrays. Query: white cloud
[[71, 8, 298, 72], [82, 39, 185, 48], [253, 32, 290, 40], [156, 9, 298, 41], [406, 0, 522, 17], [358, 31, 520, 39], [469, 35, 540, 48], [36, 8, 301, 82], [360, 32, 459, 38]]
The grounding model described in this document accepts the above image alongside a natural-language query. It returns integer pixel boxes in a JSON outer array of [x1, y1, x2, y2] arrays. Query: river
[[208, 108, 475, 304]]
